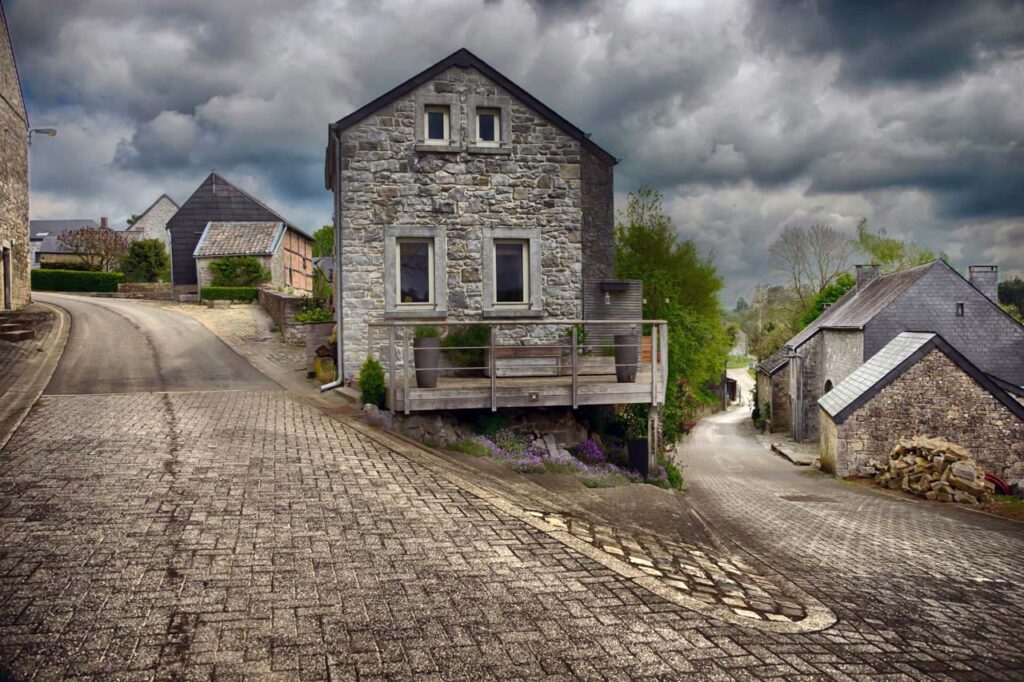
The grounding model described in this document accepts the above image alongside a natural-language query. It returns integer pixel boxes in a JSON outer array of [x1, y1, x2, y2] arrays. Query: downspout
[[320, 125, 344, 392]]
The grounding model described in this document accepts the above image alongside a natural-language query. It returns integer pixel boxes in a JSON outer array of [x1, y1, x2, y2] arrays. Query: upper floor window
[[476, 109, 500, 146], [494, 240, 528, 304], [424, 106, 449, 144], [398, 238, 434, 305], [956, 302, 965, 317]]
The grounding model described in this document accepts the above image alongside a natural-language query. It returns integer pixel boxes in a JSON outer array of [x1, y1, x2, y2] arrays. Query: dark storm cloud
[[749, 0, 1024, 86], [7, 0, 1024, 304]]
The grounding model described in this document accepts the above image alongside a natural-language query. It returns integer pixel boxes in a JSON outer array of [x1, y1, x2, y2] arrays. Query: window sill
[[468, 145, 511, 155], [482, 308, 543, 319], [385, 309, 448, 319], [414, 143, 461, 154]]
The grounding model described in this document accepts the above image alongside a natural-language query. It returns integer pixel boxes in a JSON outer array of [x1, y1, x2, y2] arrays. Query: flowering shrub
[[571, 438, 607, 465]]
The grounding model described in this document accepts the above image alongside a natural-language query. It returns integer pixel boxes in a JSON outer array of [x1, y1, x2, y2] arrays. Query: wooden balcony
[[367, 319, 668, 414]]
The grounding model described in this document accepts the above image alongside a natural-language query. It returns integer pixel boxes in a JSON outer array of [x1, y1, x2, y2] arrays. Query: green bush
[[294, 307, 332, 323], [121, 239, 170, 283], [40, 261, 93, 271], [474, 411, 510, 436], [414, 325, 441, 341], [31, 269, 123, 292], [358, 356, 386, 408], [442, 324, 490, 368], [200, 286, 259, 301], [208, 256, 270, 287]]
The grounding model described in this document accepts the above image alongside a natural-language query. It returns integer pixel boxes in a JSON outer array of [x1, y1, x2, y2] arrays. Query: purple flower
[[571, 438, 607, 465]]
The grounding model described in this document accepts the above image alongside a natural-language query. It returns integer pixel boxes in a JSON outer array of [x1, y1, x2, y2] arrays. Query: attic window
[[476, 109, 500, 146], [424, 106, 449, 143], [956, 302, 965, 317]]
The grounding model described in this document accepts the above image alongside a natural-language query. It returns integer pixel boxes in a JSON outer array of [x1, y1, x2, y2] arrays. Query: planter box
[[484, 346, 562, 378]]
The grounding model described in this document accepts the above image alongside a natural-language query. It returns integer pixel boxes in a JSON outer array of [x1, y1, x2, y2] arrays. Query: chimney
[[968, 265, 998, 303], [100, 216, 109, 230], [855, 264, 880, 292]]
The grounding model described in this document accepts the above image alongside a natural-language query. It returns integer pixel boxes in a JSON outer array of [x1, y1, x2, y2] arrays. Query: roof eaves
[[192, 222, 213, 257], [268, 222, 286, 255]]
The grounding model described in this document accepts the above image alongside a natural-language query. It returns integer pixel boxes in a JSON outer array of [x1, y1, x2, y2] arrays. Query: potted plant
[[613, 331, 640, 383], [413, 325, 442, 388], [623, 406, 650, 477]]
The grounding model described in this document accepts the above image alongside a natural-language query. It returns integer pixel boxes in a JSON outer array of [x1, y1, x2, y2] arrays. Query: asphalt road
[[36, 294, 276, 395]]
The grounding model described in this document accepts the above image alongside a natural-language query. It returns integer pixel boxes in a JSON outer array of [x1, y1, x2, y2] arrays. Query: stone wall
[[337, 65, 602, 377], [757, 365, 791, 433], [116, 282, 173, 300], [258, 287, 303, 329], [196, 255, 274, 290], [0, 14, 29, 310], [821, 330, 863, 391], [126, 196, 177, 250], [825, 348, 1024, 481], [790, 333, 824, 442]]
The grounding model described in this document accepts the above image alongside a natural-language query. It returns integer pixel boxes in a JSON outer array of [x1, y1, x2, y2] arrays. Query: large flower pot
[[614, 333, 639, 383], [413, 337, 441, 388], [627, 438, 650, 478]]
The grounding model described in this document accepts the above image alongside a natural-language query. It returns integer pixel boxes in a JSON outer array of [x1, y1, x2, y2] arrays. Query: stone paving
[[0, 305, 54, 400]]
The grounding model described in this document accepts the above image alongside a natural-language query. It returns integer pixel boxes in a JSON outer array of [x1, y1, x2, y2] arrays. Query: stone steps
[[0, 328, 34, 342]]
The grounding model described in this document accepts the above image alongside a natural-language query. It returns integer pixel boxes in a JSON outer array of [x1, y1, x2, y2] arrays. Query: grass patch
[[448, 439, 491, 458]]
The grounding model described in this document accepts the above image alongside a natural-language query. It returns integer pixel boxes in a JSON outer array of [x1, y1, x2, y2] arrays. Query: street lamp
[[28, 128, 57, 145]]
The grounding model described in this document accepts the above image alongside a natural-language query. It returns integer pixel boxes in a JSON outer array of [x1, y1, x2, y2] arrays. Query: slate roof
[[29, 219, 100, 240], [819, 332, 1024, 424], [194, 222, 284, 258], [756, 347, 790, 375], [325, 47, 616, 189], [787, 261, 936, 350]]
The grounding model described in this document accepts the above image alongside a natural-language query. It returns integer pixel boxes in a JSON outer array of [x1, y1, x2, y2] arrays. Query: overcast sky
[[8, 0, 1024, 304]]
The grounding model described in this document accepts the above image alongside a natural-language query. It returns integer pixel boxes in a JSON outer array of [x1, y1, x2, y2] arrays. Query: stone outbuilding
[[755, 347, 790, 432], [819, 332, 1024, 484], [124, 193, 178, 251], [323, 47, 626, 379], [0, 1, 28, 310], [193, 221, 313, 293]]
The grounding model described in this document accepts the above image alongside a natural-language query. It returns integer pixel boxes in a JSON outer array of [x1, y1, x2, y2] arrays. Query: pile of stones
[[872, 436, 994, 504]]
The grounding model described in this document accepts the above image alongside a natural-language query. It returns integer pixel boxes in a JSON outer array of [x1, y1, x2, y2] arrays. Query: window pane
[[495, 242, 525, 303], [399, 241, 431, 303], [427, 110, 445, 140], [479, 113, 496, 141]]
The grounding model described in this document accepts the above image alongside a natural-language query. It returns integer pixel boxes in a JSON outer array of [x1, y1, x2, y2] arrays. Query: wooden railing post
[[660, 322, 668, 404], [403, 327, 410, 415], [571, 324, 578, 409], [489, 326, 497, 412], [387, 326, 396, 412], [650, 324, 658, 406]]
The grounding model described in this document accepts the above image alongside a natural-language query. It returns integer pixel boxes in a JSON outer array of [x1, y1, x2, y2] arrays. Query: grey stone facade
[[0, 6, 28, 310], [196, 252, 281, 291], [125, 194, 177, 251], [756, 364, 790, 432], [331, 58, 615, 378], [820, 348, 1024, 482]]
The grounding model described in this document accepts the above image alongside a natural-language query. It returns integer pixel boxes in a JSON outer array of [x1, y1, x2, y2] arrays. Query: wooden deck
[[387, 367, 664, 412]]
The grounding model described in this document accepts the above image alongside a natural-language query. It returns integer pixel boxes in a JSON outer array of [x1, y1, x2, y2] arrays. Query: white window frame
[[423, 106, 450, 145], [396, 238, 435, 307], [384, 226, 447, 318], [492, 239, 528, 305], [475, 108, 501, 147], [482, 227, 543, 318]]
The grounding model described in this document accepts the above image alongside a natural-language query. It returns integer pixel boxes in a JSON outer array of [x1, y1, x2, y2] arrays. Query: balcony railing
[[366, 319, 668, 414]]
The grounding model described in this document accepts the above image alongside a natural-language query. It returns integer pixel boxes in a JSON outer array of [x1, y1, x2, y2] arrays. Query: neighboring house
[[819, 332, 1024, 483], [324, 47, 627, 379], [28, 218, 102, 267], [166, 172, 305, 295], [782, 260, 1024, 443], [124, 193, 178, 250], [193, 221, 313, 292], [755, 347, 790, 432], [0, 0, 28, 309]]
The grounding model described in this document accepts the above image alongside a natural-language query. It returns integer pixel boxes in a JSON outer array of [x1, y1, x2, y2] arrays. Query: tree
[[120, 239, 170, 283], [312, 225, 333, 257], [852, 218, 945, 273], [768, 223, 853, 309], [1000, 303, 1024, 324], [798, 271, 856, 327], [998, 277, 1024, 318], [615, 186, 730, 442], [126, 214, 142, 228], [734, 297, 749, 312], [58, 227, 129, 272], [209, 256, 271, 287]]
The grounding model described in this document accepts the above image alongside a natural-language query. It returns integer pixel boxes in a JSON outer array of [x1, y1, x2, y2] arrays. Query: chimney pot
[[100, 216, 109, 229], [855, 264, 880, 292], [968, 265, 998, 303]]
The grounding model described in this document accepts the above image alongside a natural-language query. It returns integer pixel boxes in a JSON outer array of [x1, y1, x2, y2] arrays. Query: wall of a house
[[821, 329, 864, 392], [770, 366, 790, 432], [337, 65, 600, 376], [195, 255, 274, 290], [829, 348, 1024, 481], [790, 334, 824, 442], [0, 13, 29, 309], [282, 230, 313, 293], [127, 197, 177, 250], [866, 264, 1024, 385]]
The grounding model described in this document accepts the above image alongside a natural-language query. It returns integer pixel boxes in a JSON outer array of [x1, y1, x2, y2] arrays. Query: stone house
[[125, 194, 178, 251], [755, 347, 790, 432], [0, 0, 28, 309], [819, 332, 1024, 483], [323, 48, 622, 379], [781, 260, 1024, 443], [167, 172, 306, 297], [193, 221, 313, 293]]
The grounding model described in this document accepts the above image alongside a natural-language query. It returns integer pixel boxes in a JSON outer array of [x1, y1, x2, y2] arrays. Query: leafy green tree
[[209, 256, 271, 287], [312, 225, 333, 257], [852, 219, 946, 273], [1000, 303, 1024, 324], [998, 277, 1024, 318], [734, 297, 749, 312], [798, 271, 856, 327], [614, 186, 730, 442], [120, 239, 170, 283]]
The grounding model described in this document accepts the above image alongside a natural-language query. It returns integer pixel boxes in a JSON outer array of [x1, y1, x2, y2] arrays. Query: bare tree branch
[[57, 227, 129, 272]]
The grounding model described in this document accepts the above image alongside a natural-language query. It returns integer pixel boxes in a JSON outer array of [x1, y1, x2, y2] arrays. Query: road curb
[[0, 301, 70, 452]]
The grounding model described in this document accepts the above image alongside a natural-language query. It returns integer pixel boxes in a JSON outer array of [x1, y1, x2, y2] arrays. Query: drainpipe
[[320, 126, 345, 393]]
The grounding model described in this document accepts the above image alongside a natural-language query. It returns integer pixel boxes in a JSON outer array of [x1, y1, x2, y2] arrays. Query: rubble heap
[[873, 436, 994, 505]]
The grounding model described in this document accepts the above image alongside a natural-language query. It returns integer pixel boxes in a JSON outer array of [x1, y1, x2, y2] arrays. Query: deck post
[[489, 326, 497, 412], [388, 326, 396, 412], [650, 324, 658, 406], [660, 322, 668, 404], [403, 327, 410, 415], [571, 325, 578, 409]]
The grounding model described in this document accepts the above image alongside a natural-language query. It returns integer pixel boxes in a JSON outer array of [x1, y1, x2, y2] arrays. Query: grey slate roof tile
[[194, 222, 283, 257]]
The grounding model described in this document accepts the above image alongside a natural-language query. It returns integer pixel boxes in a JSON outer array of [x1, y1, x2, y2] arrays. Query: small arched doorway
[[824, 380, 833, 393]]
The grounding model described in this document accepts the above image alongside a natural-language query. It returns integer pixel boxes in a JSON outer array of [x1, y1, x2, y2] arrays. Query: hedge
[[31, 269, 124, 292], [200, 286, 259, 301], [40, 262, 93, 271]]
